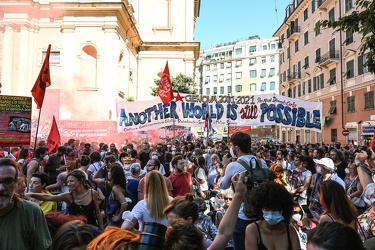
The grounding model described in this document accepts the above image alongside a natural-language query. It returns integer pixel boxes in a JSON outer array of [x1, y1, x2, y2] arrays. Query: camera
[[138, 222, 167, 250]]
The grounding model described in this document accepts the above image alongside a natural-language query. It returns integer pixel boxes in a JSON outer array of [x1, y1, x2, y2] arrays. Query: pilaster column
[[1, 26, 15, 94]]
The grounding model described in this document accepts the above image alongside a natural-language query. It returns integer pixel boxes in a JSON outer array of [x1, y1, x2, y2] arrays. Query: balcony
[[319, 50, 340, 67], [288, 72, 301, 83], [318, 0, 335, 10], [286, 26, 300, 40]]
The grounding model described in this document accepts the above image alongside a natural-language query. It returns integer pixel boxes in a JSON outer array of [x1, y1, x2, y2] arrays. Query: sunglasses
[[224, 197, 232, 201]]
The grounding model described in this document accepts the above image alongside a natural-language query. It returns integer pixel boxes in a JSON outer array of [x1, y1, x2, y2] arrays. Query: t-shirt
[[168, 171, 191, 197], [0, 199, 52, 250], [40, 190, 57, 214], [196, 168, 208, 191]]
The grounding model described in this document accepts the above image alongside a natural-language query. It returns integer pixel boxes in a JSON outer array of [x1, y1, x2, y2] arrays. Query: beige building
[[0, 0, 200, 142], [274, 0, 375, 145]]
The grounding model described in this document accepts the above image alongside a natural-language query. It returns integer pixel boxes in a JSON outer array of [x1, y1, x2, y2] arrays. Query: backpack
[[21, 160, 30, 175], [289, 169, 307, 191], [237, 157, 276, 219]]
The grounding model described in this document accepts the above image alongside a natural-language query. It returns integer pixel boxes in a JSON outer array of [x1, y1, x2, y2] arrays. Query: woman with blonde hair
[[87, 226, 140, 250], [121, 170, 172, 232]]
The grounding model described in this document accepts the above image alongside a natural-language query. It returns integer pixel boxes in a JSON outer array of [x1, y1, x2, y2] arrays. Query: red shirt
[[168, 171, 191, 197]]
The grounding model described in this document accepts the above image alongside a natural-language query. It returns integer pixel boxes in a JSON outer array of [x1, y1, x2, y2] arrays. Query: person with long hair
[[121, 170, 172, 232], [344, 162, 365, 214], [245, 181, 301, 250], [318, 180, 358, 230], [26, 169, 104, 229], [193, 156, 209, 198], [87, 226, 140, 250]]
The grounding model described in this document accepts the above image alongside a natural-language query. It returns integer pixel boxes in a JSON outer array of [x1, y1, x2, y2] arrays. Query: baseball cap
[[313, 158, 335, 172]]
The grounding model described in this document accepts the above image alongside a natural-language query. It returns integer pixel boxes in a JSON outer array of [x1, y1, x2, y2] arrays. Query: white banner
[[116, 94, 323, 133]]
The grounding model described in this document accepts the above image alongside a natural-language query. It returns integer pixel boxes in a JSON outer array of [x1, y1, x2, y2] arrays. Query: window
[[315, 48, 321, 63], [331, 129, 338, 142], [269, 68, 275, 76], [304, 32, 309, 45], [302, 81, 307, 95], [313, 73, 324, 91], [327, 68, 336, 84], [262, 45, 268, 50], [304, 8, 308, 21], [235, 85, 242, 92], [287, 47, 290, 59], [213, 87, 217, 95], [235, 60, 242, 67], [261, 57, 266, 63], [220, 86, 224, 94], [315, 21, 321, 36], [344, 60, 354, 79], [294, 40, 299, 52], [345, 0, 353, 13], [213, 75, 218, 82], [358, 54, 367, 75], [226, 73, 232, 80], [312, 0, 317, 13], [270, 55, 275, 62], [227, 86, 232, 93], [271, 44, 276, 49], [205, 76, 210, 83], [206, 65, 210, 71], [226, 62, 232, 68], [219, 74, 224, 82], [249, 45, 257, 52], [270, 81, 275, 90], [206, 88, 210, 95], [250, 70, 257, 78], [328, 8, 335, 23], [260, 69, 266, 77], [345, 30, 353, 45], [365, 91, 374, 110], [249, 58, 256, 65], [329, 100, 337, 114], [260, 82, 266, 91], [236, 72, 242, 79], [303, 56, 309, 69], [347, 96, 355, 112], [235, 48, 242, 55], [250, 83, 257, 91], [283, 71, 287, 82], [213, 64, 217, 71], [281, 52, 285, 63], [307, 79, 312, 93], [297, 84, 301, 97], [220, 63, 224, 69], [43, 51, 60, 64]]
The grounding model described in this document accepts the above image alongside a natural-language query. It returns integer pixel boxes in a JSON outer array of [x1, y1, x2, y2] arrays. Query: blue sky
[[195, 0, 291, 49]]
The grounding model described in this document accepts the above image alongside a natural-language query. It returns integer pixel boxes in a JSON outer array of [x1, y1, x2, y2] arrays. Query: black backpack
[[21, 159, 37, 176], [237, 157, 276, 219]]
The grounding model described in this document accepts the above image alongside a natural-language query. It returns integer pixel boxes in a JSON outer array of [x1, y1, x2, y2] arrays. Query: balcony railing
[[288, 72, 301, 82], [286, 26, 301, 39], [318, 0, 335, 10], [319, 50, 340, 66]]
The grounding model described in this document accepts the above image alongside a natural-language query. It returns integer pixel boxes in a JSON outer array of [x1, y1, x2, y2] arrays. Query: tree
[[150, 73, 198, 96], [320, 0, 375, 73]]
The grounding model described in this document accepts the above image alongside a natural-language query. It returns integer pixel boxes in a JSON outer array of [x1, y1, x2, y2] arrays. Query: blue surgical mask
[[262, 210, 284, 225]]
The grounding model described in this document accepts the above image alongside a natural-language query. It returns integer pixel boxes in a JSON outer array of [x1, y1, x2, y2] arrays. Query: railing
[[319, 50, 339, 64], [288, 72, 301, 81], [287, 26, 301, 38]]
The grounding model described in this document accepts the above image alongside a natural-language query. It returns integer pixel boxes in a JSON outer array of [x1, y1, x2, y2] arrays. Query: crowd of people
[[0, 133, 375, 250]]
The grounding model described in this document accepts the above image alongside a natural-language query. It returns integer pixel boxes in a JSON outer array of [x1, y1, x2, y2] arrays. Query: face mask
[[230, 147, 237, 158], [172, 151, 175, 155], [316, 166, 322, 174], [176, 168, 183, 173], [152, 155, 158, 160], [207, 149, 211, 153], [124, 164, 131, 171], [345, 168, 350, 174], [292, 213, 302, 222], [43, 155, 49, 161], [127, 148, 131, 153], [262, 210, 284, 225]]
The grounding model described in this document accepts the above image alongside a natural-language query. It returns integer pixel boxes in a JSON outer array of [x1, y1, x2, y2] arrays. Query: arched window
[[79, 45, 98, 88]]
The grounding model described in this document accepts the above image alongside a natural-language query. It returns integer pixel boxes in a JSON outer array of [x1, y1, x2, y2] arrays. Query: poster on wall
[[116, 94, 323, 134], [0, 95, 32, 147]]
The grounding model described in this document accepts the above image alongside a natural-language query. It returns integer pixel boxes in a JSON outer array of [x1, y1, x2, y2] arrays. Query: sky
[[195, 0, 292, 49]]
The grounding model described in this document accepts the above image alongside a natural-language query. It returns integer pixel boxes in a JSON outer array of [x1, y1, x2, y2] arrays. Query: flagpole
[[33, 109, 42, 150]]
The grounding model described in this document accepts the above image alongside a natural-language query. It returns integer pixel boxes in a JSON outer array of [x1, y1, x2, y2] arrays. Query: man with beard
[[44, 146, 68, 186], [138, 142, 151, 168], [0, 158, 51, 249], [168, 155, 193, 197], [330, 149, 348, 181]]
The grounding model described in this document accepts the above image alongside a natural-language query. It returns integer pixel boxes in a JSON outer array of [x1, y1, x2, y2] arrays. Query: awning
[[205, 53, 212, 57], [345, 122, 358, 129]]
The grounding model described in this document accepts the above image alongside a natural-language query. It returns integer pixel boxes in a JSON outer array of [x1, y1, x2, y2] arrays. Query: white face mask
[[152, 155, 158, 160], [124, 164, 131, 171], [292, 214, 302, 222], [345, 168, 350, 174], [43, 155, 49, 161], [172, 151, 175, 155], [316, 166, 322, 174], [230, 147, 237, 158]]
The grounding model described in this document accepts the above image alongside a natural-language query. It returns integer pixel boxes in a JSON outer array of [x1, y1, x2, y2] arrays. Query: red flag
[[31, 44, 51, 109], [157, 61, 174, 104], [46, 116, 60, 154], [371, 134, 375, 147]]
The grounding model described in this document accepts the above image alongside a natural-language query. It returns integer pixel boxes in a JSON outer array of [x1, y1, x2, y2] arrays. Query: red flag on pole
[[157, 61, 174, 104], [46, 116, 61, 154], [370, 134, 375, 147], [31, 44, 51, 109]]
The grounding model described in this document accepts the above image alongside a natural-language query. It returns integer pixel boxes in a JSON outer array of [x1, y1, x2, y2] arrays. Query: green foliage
[[150, 73, 198, 96], [319, 0, 375, 73], [126, 96, 135, 102]]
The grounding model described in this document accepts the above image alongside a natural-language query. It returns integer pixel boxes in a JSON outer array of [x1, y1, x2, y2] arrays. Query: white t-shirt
[[196, 167, 208, 191], [131, 197, 172, 231]]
